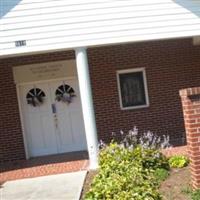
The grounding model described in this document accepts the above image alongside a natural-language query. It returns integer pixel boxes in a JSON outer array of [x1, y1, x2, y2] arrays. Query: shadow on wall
[[174, 0, 200, 18], [0, 0, 22, 18]]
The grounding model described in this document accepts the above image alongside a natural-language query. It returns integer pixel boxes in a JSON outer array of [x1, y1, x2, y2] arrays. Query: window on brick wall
[[117, 68, 149, 110]]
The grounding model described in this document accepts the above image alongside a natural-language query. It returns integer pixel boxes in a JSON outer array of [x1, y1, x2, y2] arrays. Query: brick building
[[1, 0, 200, 168]]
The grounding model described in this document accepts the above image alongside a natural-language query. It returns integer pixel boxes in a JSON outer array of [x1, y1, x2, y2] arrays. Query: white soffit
[[1, 0, 200, 57]]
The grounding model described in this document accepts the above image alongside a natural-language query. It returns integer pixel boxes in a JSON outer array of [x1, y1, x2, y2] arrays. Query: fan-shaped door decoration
[[26, 88, 46, 107], [55, 84, 76, 104]]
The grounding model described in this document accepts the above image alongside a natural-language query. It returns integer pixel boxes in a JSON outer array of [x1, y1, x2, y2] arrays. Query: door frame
[[16, 76, 79, 159]]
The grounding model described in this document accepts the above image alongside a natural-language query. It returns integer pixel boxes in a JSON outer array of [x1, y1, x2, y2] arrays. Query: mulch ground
[[160, 167, 191, 200], [80, 170, 98, 200]]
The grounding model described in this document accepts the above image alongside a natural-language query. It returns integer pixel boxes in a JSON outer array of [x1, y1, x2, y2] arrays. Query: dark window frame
[[117, 68, 149, 110]]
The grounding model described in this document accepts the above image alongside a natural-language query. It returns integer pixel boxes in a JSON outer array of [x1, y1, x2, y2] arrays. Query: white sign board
[[13, 60, 77, 84]]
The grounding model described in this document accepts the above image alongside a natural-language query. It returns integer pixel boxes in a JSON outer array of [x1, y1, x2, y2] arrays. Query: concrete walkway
[[0, 171, 87, 200]]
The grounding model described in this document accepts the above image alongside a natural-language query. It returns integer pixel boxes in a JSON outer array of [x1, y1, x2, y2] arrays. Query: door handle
[[52, 103, 58, 129], [51, 103, 57, 114]]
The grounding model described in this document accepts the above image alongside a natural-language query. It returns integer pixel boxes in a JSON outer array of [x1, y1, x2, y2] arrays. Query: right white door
[[49, 79, 87, 153]]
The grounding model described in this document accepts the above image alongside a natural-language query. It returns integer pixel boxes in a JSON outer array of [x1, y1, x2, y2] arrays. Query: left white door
[[19, 83, 58, 157]]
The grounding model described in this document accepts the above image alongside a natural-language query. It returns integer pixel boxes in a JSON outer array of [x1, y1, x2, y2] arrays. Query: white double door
[[19, 78, 87, 157]]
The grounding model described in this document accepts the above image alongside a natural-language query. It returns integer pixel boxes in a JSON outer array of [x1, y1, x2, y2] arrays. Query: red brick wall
[[88, 38, 200, 145], [1, 38, 200, 163], [0, 51, 75, 163], [180, 87, 200, 189]]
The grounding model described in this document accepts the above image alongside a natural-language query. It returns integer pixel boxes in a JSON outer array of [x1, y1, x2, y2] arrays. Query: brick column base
[[180, 87, 200, 189]]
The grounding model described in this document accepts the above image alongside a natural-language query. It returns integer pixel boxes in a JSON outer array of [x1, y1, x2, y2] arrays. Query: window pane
[[119, 71, 146, 107]]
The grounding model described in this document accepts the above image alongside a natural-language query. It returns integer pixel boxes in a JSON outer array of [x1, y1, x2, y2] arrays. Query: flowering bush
[[84, 127, 170, 200], [111, 127, 171, 150]]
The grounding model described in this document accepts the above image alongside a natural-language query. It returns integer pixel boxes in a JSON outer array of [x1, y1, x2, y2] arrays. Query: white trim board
[[16, 85, 29, 159]]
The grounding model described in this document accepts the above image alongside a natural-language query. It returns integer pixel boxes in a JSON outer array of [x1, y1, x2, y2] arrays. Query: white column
[[75, 47, 99, 169]]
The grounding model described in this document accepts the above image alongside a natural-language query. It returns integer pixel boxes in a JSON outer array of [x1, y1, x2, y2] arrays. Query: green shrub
[[168, 155, 189, 168], [84, 142, 168, 200], [84, 128, 171, 200], [154, 168, 169, 183], [99, 143, 169, 172], [139, 148, 169, 171]]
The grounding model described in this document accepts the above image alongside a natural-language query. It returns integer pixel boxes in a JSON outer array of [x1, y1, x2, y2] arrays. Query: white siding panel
[[3, 11, 200, 32], [2, 4, 195, 25], [3, 0, 200, 15], [2, 28, 200, 57], [3, 17, 200, 39], [3, 23, 200, 50], [3, 3, 197, 19], [1, 0, 200, 57], [3, 19, 200, 43], [2, 15, 200, 37], [2, 7, 200, 29]]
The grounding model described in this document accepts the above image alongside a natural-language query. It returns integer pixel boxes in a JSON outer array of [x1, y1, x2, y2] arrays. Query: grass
[[182, 187, 200, 200], [191, 189, 200, 200]]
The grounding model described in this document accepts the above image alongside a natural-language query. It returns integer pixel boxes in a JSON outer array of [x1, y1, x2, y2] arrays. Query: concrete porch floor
[[1, 171, 87, 200], [0, 151, 89, 184]]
